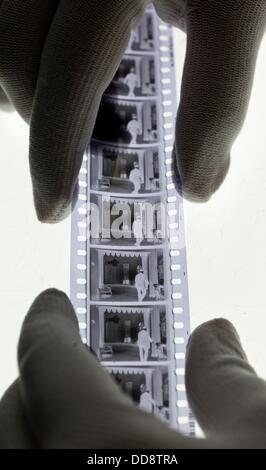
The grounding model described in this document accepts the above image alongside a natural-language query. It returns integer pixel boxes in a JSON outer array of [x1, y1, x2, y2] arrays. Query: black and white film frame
[[71, 4, 195, 437]]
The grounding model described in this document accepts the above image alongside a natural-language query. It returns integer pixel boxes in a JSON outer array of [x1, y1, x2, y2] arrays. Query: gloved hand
[[0, 288, 266, 449], [0, 1, 266, 222]]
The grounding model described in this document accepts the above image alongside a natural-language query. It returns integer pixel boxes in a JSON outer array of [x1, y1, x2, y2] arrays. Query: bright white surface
[[0, 114, 70, 397], [0, 28, 266, 398]]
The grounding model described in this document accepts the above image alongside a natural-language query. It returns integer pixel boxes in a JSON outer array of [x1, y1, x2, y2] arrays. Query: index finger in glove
[[155, 0, 266, 201], [29, 0, 149, 222]]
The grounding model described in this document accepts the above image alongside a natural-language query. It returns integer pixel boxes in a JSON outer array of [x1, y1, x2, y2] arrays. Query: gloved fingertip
[[188, 318, 238, 343], [18, 288, 80, 366], [34, 179, 79, 224], [176, 156, 230, 203], [0, 86, 14, 113], [36, 199, 73, 224], [25, 288, 78, 323], [186, 317, 245, 365], [33, 287, 71, 303], [177, 185, 212, 203]]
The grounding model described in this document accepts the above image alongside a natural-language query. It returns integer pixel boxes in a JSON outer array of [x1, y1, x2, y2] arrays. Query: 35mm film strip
[[71, 4, 195, 437]]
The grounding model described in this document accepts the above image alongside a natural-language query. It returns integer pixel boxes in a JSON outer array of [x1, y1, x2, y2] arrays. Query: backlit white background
[[0, 29, 265, 397]]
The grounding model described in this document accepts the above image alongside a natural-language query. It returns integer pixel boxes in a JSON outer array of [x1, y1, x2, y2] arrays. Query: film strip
[[71, 4, 195, 437]]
